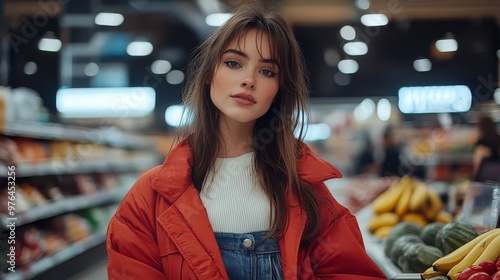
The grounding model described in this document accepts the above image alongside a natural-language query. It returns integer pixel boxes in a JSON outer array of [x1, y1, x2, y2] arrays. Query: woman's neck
[[218, 118, 255, 158]]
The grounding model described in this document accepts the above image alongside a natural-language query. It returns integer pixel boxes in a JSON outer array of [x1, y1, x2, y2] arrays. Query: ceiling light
[[398, 85, 472, 113], [56, 87, 156, 118], [343, 42, 368, 56], [38, 38, 62, 52], [354, 98, 375, 122], [165, 105, 185, 127], [338, 59, 359, 74], [377, 98, 391, 121], [166, 70, 185, 85], [205, 13, 232, 26], [355, 0, 370, 10], [24, 62, 37, 75], [151, 60, 172, 74], [494, 88, 500, 105], [127, 41, 153, 56], [84, 63, 99, 77], [413, 58, 432, 72], [435, 38, 458, 52], [340, 26, 356, 41], [360, 14, 388, 27], [95, 13, 124, 26]]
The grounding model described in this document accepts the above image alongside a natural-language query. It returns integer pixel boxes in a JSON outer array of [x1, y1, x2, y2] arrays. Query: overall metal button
[[242, 238, 252, 248]]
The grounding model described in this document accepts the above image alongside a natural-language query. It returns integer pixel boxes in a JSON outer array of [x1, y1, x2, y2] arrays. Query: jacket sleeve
[[107, 167, 165, 280], [304, 183, 387, 280]]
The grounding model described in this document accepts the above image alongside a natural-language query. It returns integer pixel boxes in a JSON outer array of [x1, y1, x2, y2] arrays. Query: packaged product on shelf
[[74, 143, 104, 160], [74, 174, 98, 195], [43, 232, 69, 256], [0, 188, 9, 215], [0, 86, 15, 132], [9, 87, 47, 123], [64, 214, 92, 243], [39, 183, 66, 201], [14, 188, 32, 214], [79, 207, 111, 232], [0, 137, 19, 165], [16, 227, 47, 267], [20, 183, 48, 207], [14, 138, 47, 163], [94, 173, 119, 191]]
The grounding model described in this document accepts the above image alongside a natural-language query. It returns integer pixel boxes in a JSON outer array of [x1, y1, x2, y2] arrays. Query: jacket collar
[[151, 139, 342, 203]]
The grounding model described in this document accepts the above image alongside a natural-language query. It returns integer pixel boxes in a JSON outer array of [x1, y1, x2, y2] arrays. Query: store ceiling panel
[[4, 0, 500, 126]]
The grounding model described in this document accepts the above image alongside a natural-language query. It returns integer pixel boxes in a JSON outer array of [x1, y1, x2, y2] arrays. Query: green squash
[[399, 243, 444, 273], [434, 222, 478, 255], [420, 222, 444, 246], [389, 234, 422, 264], [384, 222, 423, 257]]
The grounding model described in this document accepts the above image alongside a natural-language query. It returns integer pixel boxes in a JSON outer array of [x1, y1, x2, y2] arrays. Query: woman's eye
[[261, 69, 276, 77], [225, 61, 240, 68]]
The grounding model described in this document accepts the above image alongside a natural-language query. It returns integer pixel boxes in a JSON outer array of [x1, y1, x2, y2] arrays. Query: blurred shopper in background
[[472, 116, 500, 178], [354, 130, 378, 176], [106, 2, 385, 280], [379, 126, 403, 177]]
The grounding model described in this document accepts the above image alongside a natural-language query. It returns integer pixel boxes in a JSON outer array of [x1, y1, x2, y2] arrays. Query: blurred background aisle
[[1, 0, 499, 279]]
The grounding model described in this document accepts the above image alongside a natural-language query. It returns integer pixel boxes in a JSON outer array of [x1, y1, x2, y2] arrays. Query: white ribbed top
[[200, 152, 271, 233]]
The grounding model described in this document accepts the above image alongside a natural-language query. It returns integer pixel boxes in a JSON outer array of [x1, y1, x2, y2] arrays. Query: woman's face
[[210, 29, 280, 125]]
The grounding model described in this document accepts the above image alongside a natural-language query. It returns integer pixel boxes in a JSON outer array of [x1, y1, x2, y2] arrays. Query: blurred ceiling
[[6, 0, 500, 25], [4, 0, 500, 129]]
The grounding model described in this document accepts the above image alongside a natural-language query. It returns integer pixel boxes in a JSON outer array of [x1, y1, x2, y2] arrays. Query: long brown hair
[[178, 3, 324, 242]]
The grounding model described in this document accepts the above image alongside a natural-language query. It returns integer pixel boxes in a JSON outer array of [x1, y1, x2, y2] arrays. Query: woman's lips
[[231, 93, 256, 104]]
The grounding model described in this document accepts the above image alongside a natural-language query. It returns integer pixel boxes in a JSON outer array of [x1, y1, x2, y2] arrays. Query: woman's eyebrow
[[222, 49, 279, 66]]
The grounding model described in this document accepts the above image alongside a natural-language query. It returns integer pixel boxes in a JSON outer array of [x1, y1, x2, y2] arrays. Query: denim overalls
[[214, 231, 284, 280]]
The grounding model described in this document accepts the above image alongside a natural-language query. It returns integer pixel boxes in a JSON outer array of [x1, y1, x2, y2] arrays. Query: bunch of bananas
[[368, 175, 453, 238], [421, 228, 500, 279]]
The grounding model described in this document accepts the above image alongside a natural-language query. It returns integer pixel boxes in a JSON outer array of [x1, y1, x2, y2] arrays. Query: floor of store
[[67, 257, 108, 280]]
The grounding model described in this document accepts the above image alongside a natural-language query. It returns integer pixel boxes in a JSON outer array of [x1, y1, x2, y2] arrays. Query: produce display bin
[[356, 205, 422, 280], [456, 181, 500, 230]]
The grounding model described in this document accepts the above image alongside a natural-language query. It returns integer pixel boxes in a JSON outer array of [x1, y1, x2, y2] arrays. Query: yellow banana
[[368, 212, 399, 232], [401, 212, 428, 227], [421, 266, 446, 279], [424, 187, 443, 221], [395, 180, 413, 217], [433, 228, 500, 273], [373, 226, 394, 239], [472, 233, 500, 265], [435, 211, 453, 224], [372, 180, 405, 214], [409, 181, 429, 211], [447, 230, 500, 279]]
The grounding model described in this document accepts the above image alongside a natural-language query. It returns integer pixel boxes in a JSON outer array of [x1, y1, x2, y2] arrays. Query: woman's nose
[[241, 80, 255, 89]]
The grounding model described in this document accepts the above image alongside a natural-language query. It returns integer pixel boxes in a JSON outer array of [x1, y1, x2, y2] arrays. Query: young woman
[[107, 3, 386, 279]]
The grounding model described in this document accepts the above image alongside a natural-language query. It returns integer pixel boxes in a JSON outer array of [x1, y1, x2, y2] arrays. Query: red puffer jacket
[[107, 140, 386, 279]]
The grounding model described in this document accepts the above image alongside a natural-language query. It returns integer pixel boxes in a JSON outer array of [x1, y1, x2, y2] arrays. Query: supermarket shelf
[[0, 155, 158, 178], [356, 205, 421, 280], [2, 228, 107, 280], [1, 121, 154, 150], [0, 188, 127, 230]]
